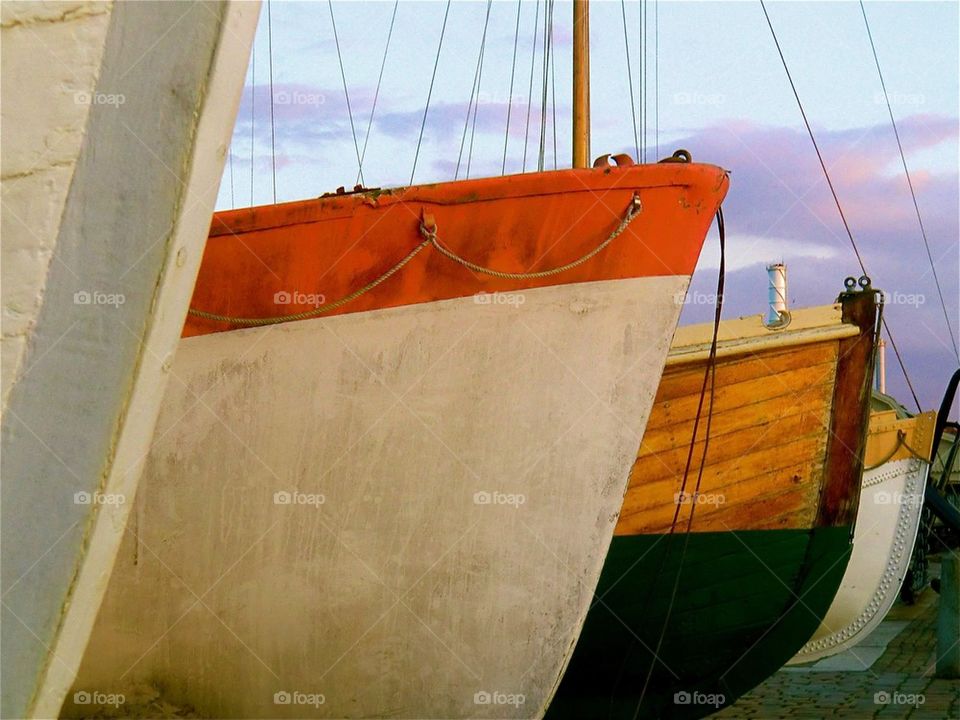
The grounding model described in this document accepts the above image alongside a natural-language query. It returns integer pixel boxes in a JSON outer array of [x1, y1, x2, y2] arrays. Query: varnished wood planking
[[616, 340, 840, 535], [644, 359, 838, 434], [618, 434, 826, 534], [654, 341, 840, 402], [635, 407, 829, 486]]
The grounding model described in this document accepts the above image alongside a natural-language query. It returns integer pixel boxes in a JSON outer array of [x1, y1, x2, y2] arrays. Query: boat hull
[[548, 526, 852, 719], [789, 410, 936, 665], [549, 291, 878, 719], [67, 275, 689, 718]]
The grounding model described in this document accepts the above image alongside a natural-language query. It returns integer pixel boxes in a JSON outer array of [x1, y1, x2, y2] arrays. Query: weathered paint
[[71, 276, 690, 718], [185, 163, 729, 337], [0, 3, 258, 717], [1, 1, 114, 411]]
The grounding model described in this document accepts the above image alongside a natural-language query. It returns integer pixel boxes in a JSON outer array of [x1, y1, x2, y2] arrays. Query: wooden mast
[[572, 0, 590, 168]]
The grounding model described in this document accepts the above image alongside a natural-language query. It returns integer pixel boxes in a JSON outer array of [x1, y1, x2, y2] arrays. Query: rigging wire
[[250, 35, 255, 205], [357, 0, 399, 187], [655, 0, 659, 159], [267, 0, 277, 202], [633, 209, 726, 718], [860, 0, 959, 362], [457, 0, 493, 180], [643, 0, 648, 162], [538, 0, 553, 172], [328, 0, 365, 186], [620, 0, 641, 161], [550, 9, 557, 170], [760, 0, 922, 411], [229, 146, 235, 209], [411, 0, 452, 184], [502, 0, 523, 175], [466, 1, 494, 179], [522, 0, 542, 173]]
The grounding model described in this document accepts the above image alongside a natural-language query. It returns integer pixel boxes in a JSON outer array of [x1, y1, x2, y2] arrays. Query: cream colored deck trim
[[665, 304, 859, 367]]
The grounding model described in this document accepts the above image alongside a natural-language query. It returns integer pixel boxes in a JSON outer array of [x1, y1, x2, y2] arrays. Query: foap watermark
[[874, 91, 925, 107], [273, 690, 325, 707], [673, 290, 722, 306], [474, 291, 525, 307], [473, 690, 525, 708], [476, 91, 529, 106], [874, 691, 925, 708], [473, 490, 526, 508], [73, 691, 125, 708], [274, 90, 325, 107], [883, 290, 925, 307], [874, 490, 923, 506], [74, 290, 125, 307], [673, 91, 725, 106], [274, 290, 326, 307], [674, 491, 725, 507], [274, 490, 325, 507], [74, 91, 125, 107], [74, 491, 125, 506], [673, 690, 725, 708]]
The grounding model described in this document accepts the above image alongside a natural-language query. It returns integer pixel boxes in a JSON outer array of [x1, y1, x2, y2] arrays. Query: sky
[[215, 0, 959, 412]]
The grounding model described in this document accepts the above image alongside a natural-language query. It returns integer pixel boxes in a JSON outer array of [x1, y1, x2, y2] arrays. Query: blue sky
[[216, 0, 959, 411]]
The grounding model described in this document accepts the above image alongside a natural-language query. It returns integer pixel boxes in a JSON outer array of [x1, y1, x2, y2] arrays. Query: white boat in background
[[788, 406, 936, 665], [0, 3, 258, 718]]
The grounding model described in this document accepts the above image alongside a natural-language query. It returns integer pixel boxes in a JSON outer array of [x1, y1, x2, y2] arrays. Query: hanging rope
[[328, 0, 364, 187], [426, 193, 641, 280], [863, 429, 929, 472], [760, 0, 921, 411], [502, 0, 523, 175], [860, 1, 959, 362], [188, 197, 642, 326], [411, 0, 452, 184], [620, 0, 640, 161], [521, 0, 541, 173], [267, 0, 277, 202], [633, 207, 726, 718], [356, 0, 399, 187]]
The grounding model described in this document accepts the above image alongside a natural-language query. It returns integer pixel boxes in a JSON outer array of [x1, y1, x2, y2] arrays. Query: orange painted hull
[[185, 163, 729, 337]]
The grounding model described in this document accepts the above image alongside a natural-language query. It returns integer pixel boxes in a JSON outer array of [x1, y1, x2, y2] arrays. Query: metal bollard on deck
[[937, 552, 960, 678]]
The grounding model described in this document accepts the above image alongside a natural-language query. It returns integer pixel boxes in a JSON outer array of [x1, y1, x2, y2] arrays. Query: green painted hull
[[547, 526, 852, 719]]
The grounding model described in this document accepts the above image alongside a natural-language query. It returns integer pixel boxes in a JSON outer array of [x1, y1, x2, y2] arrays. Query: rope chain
[[188, 196, 642, 328]]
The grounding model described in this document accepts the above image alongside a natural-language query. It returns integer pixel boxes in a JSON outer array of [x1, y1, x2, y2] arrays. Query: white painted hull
[[1, 4, 258, 718], [68, 275, 688, 718], [789, 456, 930, 665]]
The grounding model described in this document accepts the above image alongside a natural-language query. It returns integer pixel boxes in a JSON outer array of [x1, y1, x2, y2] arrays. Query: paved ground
[[712, 585, 960, 719]]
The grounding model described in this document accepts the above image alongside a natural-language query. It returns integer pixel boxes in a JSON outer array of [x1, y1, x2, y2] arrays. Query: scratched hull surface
[[67, 276, 689, 718]]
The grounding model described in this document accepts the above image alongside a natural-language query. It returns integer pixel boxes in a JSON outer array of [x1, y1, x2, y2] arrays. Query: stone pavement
[[712, 587, 960, 719]]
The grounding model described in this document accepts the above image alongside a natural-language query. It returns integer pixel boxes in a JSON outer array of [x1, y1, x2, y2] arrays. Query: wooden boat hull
[[789, 409, 936, 665], [549, 290, 878, 719], [66, 165, 728, 718]]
